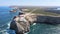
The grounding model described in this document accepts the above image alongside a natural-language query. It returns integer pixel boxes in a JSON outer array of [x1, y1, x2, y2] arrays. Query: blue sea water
[[0, 7, 60, 34], [0, 6, 19, 34]]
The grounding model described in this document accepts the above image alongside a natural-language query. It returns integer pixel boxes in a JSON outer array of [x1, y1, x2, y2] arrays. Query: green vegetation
[[25, 9, 60, 16]]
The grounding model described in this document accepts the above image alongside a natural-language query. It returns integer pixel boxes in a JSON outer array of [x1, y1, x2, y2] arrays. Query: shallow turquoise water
[[29, 23, 60, 34]]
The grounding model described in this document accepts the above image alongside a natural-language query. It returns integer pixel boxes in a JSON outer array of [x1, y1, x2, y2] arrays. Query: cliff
[[25, 14, 60, 24], [10, 16, 30, 34], [36, 15, 60, 24], [10, 14, 60, 34]]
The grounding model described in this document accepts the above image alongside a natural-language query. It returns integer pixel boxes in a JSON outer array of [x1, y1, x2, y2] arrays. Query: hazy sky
[[0, 0, 60, 6]]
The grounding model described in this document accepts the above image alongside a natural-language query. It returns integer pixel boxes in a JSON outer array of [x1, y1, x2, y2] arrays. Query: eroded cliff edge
[[35, 15, 60, 24], [10, 13, 60, 34], [25, 14, 60, 24]]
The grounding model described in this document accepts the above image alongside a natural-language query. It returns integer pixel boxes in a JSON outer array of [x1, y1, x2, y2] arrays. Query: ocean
[[0, 6, 19, 34], [0, 7, 60, 34]]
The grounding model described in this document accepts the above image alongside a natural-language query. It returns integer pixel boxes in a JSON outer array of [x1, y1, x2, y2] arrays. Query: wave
[[32, 23, 36, 26], [0, 21, 16, 34], [0, 20, 29, 34]]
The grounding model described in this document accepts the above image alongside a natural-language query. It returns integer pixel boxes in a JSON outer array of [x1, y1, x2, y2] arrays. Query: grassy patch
[[25, 9, 60, 16]]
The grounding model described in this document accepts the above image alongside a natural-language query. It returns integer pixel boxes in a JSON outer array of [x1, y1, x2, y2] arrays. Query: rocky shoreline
[[10, 13, 60, 34]]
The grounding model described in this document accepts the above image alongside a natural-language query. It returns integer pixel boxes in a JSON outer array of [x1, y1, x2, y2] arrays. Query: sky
[[0, 0, 60, 6]]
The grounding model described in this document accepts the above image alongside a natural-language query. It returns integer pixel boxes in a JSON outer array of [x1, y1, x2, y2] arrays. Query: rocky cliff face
[[34, 15, 60, 24], [25, 14, 60, 24], [10, 16, 30, 34], [10, 14, 60, 34]]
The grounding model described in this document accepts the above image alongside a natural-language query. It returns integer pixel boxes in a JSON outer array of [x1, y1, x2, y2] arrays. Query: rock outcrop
[[10, 16, 30, 34], [10, 14, 60, 34]]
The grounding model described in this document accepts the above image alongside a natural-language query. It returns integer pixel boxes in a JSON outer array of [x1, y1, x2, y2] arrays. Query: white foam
[[24, 33, 28, 34], [24, 32, 29, 34], [7, 22, 11, 29], [0, 21, 13, 34], [0, 21, 11, 32], [33, 23, 36, 26]]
